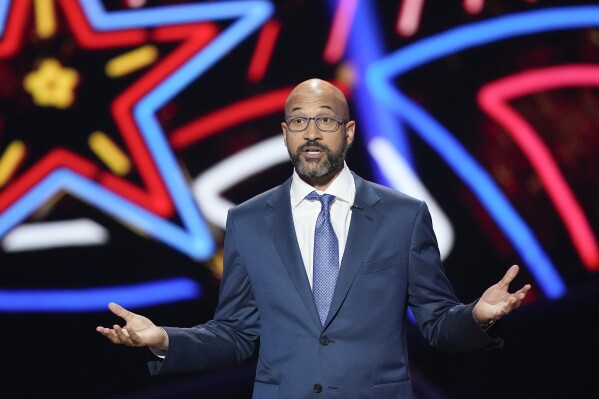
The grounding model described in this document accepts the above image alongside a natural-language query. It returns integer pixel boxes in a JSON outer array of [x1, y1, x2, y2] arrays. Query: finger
[[517, 285, 531, 298], [498, 265, 520, 288], [108, 302, 133, 322], [510, 284, 531, 301], [504, 293, 526, 313], [519, 284, 532, 295], [96, 326, 111, 335], [96, 326, 121, 344], [113, 324, 132, 345], [126, 327, 144, 346], [508, 295, 520, 309]]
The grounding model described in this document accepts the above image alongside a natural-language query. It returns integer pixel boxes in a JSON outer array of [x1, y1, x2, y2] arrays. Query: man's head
[[281, 79, 355, 190]]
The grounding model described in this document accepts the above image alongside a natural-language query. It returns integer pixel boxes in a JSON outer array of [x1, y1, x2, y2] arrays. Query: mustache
[[298, 141, 329, 151]]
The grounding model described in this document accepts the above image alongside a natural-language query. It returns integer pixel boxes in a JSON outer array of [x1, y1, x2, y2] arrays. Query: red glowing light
[[478, 65, 599, 270]]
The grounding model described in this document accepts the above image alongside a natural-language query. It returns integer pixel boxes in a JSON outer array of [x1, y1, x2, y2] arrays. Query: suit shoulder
[[229, 184, 282, 217], [362, 178, 424, 208]]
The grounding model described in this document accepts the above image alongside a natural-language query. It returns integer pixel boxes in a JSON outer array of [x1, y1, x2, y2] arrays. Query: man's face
[[281, 89, 355, 183]]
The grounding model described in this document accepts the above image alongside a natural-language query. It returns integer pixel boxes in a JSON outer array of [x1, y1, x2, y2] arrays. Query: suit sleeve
[[408, 202, 502, 353], [148, 209, 260, 375]]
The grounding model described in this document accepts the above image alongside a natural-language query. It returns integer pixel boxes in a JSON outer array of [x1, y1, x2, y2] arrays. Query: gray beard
[[289, 140, 347, 179]]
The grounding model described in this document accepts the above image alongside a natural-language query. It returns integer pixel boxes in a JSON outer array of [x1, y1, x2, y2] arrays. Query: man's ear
[[281, 122, 288, 147], [345, 120, 356, 146]]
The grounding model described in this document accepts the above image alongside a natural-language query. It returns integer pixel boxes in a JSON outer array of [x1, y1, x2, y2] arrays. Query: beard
[[288, 138, 348, 179]]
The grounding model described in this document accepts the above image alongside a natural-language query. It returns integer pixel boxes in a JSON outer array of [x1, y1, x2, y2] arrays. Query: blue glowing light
[[0, 277, 201, 312], [365, 6, 599, 298], [0, 0, 10, 37]]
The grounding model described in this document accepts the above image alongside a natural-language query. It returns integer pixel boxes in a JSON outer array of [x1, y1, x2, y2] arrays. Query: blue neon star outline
[[0, 0, 273, 311]]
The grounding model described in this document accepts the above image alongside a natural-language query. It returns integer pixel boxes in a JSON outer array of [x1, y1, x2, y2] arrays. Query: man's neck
[[297, 166, 344, 191]]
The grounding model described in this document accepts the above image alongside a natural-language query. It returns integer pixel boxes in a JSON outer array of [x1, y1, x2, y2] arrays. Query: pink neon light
[[478, 65, 599, 270], [396, 0, 424, 37], [323, 0, 359, 64], [247, 19, 281, 83], [463, 0, 485, 15]]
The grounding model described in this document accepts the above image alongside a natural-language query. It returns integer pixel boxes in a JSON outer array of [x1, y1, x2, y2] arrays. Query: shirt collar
[[290, 162, 355, 207]]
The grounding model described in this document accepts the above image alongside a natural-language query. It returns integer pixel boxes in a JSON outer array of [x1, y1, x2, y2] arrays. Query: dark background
[[2, 1, 599, 398]]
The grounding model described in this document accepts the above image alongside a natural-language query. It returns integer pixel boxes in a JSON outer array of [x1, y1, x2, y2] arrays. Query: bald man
[[98, 79, 530, 398]]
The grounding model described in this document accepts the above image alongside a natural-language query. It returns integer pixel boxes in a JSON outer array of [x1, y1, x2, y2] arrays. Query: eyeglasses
[[284, 115, 346, 132]]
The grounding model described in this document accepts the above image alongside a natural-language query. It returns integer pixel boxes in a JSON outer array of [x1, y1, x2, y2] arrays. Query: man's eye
[[319, 117, 330, 123]]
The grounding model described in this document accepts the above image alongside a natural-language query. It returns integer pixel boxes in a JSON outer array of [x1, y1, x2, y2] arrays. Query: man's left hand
[[472, 265, 531, 325]]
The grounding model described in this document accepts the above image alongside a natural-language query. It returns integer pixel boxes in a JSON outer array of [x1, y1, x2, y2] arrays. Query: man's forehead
[[284, 79, 349, 117], [288, 103, 335, 114], [285, 91, 343, 114]]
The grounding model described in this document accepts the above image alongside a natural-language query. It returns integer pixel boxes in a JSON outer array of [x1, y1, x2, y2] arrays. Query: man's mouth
[[302, 146, 325, 159], [303, 145, 324, 153]]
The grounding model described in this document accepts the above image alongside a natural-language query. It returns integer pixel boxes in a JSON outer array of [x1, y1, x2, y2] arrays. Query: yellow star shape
[[23, 58, 79, 109]]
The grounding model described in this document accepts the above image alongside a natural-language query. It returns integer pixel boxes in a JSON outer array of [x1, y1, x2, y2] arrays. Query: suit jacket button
[[313, 384, 323, 393], [320, 336, 329, 346]]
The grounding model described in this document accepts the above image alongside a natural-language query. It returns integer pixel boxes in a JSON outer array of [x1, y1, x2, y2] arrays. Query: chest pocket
[[360, 254, 403, 274]]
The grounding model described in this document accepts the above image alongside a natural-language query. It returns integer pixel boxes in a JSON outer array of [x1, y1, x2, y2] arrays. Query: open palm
[[96, 302, 168, 352], [473, 265, 531, 323]]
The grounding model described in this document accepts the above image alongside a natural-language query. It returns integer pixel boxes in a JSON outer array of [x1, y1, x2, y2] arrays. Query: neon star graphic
[[0, 0, 273, 311]]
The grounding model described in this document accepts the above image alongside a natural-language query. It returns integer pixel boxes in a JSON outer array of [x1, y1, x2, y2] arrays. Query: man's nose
[[303, 120, 323, 140]]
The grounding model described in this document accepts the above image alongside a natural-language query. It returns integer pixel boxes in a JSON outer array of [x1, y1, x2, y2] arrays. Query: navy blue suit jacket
[[149, 174, 501, 398]]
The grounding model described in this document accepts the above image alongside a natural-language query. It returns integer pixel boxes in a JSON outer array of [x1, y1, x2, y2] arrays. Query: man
[[97, 79, 530, 398]]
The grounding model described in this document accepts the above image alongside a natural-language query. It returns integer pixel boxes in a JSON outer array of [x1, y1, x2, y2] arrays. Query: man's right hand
[[96, 302, 169, 355]]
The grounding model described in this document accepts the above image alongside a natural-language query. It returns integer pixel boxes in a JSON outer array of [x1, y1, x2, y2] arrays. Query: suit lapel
[[265, 178, 322, 328], [324, 174, 382, 328]]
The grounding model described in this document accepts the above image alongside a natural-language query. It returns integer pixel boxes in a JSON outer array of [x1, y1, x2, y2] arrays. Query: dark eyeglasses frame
[[284, 115, 346, 132]]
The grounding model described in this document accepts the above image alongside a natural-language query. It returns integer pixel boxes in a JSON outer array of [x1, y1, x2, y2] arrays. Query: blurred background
[[1, 0, 598, 397]]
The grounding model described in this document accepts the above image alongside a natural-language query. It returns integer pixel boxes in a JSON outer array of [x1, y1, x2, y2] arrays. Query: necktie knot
[[306, 191, 336, 212]]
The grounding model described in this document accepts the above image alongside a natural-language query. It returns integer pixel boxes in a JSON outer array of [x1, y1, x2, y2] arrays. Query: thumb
[[108, 302, 133, 322]]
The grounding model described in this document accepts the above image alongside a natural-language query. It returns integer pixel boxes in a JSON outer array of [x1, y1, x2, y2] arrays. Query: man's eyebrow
[[289, 105, 334, 114]]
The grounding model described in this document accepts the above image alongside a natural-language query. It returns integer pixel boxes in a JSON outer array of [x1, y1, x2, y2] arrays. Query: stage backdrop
[[1, 0, 598, 398]]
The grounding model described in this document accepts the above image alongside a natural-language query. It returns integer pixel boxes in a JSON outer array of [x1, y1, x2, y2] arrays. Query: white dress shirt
[[290, 163, 356, 288]]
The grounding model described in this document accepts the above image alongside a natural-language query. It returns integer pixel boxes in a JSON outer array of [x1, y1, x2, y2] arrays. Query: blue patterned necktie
[[306, 191, 339, 325]]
